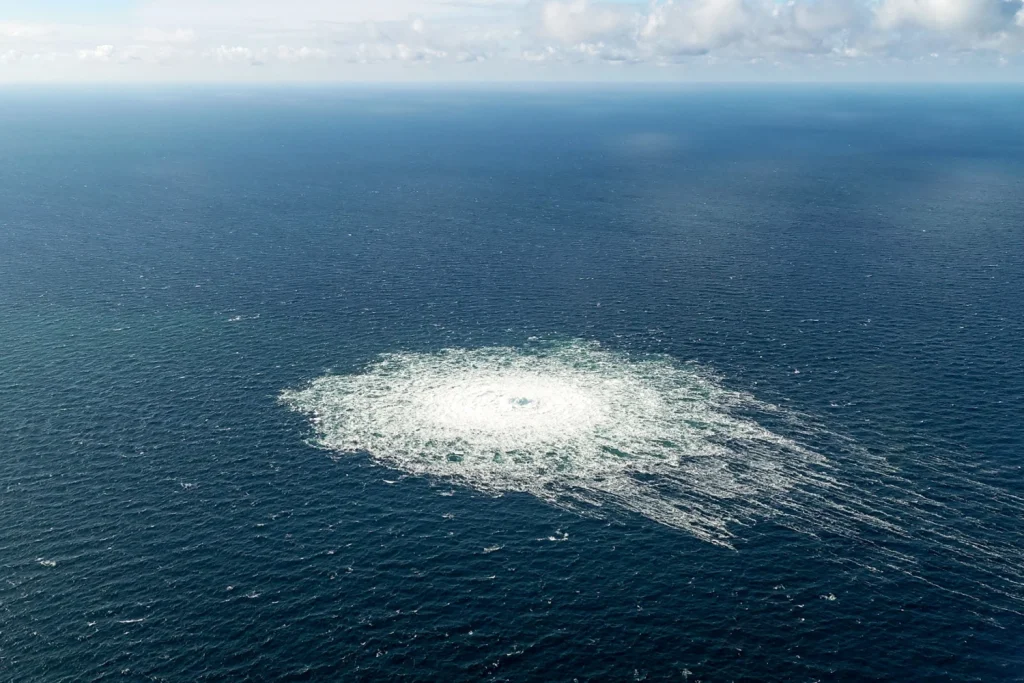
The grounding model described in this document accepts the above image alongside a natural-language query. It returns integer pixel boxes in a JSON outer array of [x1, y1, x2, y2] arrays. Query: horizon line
[[2, 79, 1024, 88]]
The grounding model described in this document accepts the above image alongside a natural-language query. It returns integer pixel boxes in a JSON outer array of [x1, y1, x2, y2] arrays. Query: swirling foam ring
[[282, 340, 837, 547]]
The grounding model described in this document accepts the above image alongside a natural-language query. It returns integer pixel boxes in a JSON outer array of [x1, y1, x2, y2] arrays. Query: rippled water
[[1, 87, 1023, 681]]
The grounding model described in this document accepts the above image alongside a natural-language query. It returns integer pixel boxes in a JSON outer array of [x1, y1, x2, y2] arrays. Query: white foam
[[282, 340, 837, 546], [282, 340, 1024, 609]]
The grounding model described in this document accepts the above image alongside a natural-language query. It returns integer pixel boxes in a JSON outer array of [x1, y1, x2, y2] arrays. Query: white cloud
[[1, 0, 1023, 80], [77, 45, 116, 62], [641, 0, 752, 56], [540, 0, 632, 43], [522, 45, 558, 61], [875, 0, 1012, 33], [525, 0, 1024, 63], [212, 45, 260, 64], [277, 45, 330, 61], [353, 41, 448, 62]]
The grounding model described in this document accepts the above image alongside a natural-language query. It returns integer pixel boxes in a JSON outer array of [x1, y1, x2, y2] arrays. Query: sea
[[1, 86, 1022, 681]]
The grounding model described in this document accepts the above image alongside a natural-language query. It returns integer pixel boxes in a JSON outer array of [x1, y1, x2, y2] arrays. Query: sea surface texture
[[1, 88, 1023, 681]]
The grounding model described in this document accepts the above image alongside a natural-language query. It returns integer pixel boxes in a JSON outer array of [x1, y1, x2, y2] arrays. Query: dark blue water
[[2, 87, 1023, 681]]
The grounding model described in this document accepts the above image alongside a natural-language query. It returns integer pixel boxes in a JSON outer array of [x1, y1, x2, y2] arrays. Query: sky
[[1, 0, 1023, 82]]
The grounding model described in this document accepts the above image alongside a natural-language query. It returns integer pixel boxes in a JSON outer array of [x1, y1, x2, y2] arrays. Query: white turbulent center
[[282, 340, 837, 546], [414, 372, 606, 440]]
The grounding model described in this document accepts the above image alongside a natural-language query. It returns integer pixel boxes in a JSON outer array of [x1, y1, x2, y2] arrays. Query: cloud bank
[[1, 0, 1023, 80]]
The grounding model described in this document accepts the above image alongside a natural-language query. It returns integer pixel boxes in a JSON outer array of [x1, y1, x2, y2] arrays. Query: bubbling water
[[282, 339, 1024, 608], [281, 340, 840, 546]]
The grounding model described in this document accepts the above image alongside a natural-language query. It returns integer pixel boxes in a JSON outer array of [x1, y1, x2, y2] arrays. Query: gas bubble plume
[[283, 340, 1024, 608], [282, 340, 845, 546]]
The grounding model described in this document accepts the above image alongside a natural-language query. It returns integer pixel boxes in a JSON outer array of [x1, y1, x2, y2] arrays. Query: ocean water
[[1, 86, 1023, 681]]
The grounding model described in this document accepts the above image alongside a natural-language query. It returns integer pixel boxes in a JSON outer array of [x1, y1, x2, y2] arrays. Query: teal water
[[1, 87, 1023, 681]]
